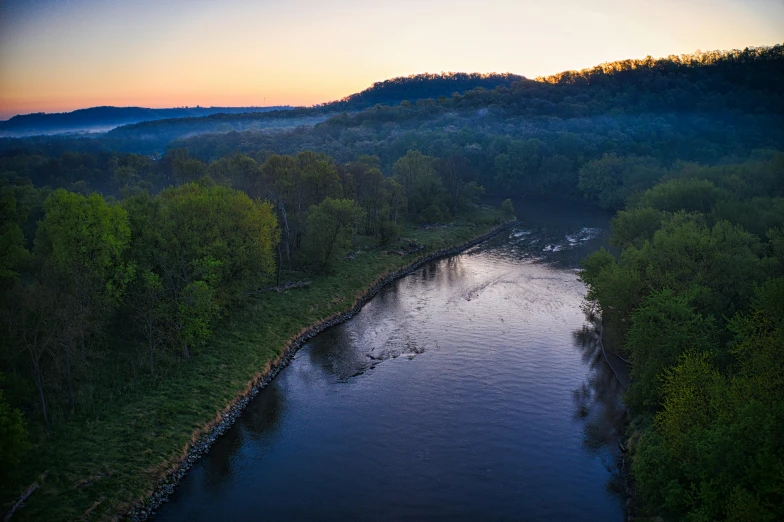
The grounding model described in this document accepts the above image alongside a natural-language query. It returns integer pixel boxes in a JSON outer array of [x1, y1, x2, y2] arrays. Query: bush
[[500, 198, 515, 219]]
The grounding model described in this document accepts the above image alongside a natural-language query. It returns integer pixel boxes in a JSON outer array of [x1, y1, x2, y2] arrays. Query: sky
[[0, 0, 783, 119]]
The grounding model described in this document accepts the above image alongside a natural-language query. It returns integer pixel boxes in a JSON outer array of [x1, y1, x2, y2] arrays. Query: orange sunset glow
[[1, 0, 784, 118]]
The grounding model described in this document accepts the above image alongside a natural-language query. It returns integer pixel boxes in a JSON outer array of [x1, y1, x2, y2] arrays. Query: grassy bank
[[3, 215, 506, 521]]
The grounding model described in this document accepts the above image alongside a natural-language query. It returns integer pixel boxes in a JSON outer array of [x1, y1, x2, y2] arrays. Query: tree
[[178, 280, 218, 360], [0, 373, 29, 475], [130, 182, 278, 359], [393, 150, 442, 216], [306, 198, 364, 273], [0, 186, 29, 285], [493, 139, 542, 193], [500, 198, 515, 220], [633, 178, 727, 214], [33, 190, 132, 413], [609, 207, 664, 249], [624, 289, 717, 413], [435, 155, 475, 215], [578, 154, 663, 210], [129, 269, 168, 374], [35, 190, 133, 357]]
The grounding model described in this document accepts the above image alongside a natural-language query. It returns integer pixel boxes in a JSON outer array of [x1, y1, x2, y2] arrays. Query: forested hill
[[323, 72, 525, 109], [2, 45, 783, 201], [98, 74, 525, 151], [3, 47, 780, 156], [340, 45, 784, 119], [0, 106, 290, 138]]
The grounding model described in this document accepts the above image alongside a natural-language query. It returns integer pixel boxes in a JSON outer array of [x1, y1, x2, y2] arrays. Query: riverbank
[[3, 217, 513, 521], [128, 219, 516, 521]]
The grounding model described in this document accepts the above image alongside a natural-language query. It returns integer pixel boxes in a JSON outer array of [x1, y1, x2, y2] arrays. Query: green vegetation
[[0, 215, 501, 521], [0, 134, 504, 519], [580, 153, 784, 520], [1, 44, 783, 520]]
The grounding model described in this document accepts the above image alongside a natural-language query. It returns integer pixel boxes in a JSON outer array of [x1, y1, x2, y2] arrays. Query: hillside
[[95, 73, 525, 152], [170, 45, 784, 205], [2, 44, 784, 522], [0, 106, 290, 138], [325, 72, 525, 109]]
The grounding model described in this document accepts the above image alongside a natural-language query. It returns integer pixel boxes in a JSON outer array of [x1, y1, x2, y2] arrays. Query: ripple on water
[[153, 207, 624, 522]]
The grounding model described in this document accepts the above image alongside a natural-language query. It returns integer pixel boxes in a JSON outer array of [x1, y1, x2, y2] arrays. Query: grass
[[2, 214, 505, 521]]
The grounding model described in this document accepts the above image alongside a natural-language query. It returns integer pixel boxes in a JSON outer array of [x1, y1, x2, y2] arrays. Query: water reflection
[[199, 384, 284, 491], [572, 310, 628, 497], [154, 198, 626, 522]]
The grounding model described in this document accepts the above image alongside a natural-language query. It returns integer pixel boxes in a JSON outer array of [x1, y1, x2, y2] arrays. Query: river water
[[154, 199, 626, 521]]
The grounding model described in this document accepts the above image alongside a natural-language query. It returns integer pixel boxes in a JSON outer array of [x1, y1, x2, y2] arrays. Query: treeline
[[326, 72, 524, 109], [580, 153, 784, 519], [3, 113, 782, 221], [1, 45, 780, 164], [168, 47, 782, 203], [0, 148, 495, 476]]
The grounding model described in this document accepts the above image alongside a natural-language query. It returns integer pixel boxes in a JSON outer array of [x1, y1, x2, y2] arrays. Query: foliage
[[306, 198, 364, 273], [0, 374, 29, 475], [500, 198, 515, 219], [1, 44, 783, 519], [0, 186, 29, 284], [581, 153, 784, 520]]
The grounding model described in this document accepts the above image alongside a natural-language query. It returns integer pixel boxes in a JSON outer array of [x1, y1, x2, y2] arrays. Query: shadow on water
[[200, 384, 284, 487]]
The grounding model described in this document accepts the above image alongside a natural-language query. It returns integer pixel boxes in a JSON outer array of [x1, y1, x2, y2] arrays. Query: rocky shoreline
[[127, 220, 516, 521]]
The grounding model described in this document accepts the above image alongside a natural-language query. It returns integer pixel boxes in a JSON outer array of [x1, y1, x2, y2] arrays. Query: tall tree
[[306, 198, 364, 273]]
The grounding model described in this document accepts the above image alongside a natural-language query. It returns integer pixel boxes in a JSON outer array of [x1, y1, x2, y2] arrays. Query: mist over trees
[[1, 45, 783, 520]]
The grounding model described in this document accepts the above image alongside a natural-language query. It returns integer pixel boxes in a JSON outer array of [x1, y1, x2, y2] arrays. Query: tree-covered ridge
[[538, 44, 782, 86], [5, 44, 780, 157], [325, 72, 525, 109], [80, 74, 524, 151], [579, 153, 784, 520]]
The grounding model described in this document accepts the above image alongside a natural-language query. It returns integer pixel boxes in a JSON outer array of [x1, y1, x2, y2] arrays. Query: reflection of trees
[[306, 324, 369, 381], [202, 384, 284, 486], [440, 255, 465, 289], [572, 310, 628, 497]]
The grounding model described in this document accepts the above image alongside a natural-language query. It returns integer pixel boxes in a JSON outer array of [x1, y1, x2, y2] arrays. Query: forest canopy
[[1, 44, 783, 521]]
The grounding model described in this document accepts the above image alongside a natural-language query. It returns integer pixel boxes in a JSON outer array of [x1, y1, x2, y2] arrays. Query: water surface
[[155, 198, 626, 521]]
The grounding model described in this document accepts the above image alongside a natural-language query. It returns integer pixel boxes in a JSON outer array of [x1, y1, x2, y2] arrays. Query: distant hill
[[322, 72, 525, 109], [0, 106, 291, 137], [94, 73, 525, 152]]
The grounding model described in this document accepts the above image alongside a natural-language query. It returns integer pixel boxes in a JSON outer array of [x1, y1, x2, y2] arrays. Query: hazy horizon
[[1, 0, 783, 120]]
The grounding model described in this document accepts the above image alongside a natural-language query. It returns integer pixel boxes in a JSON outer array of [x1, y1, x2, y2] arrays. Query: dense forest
[[0, 145, 497, 467], [4, 46, 781, 206], [0, 73, 524, 151], [1, 45, 783, 520], [580, 154, 784, 520]]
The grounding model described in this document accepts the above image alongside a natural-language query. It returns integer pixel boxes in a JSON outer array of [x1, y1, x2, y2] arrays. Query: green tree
[[0, 373, 29, 475], [34, 190, 132, 412], [500, 198, 515, 220], [306, 198, 364, 273], [393, 150, 445, 218], [0, 186, 29, 285], [624, 289, 717, 413], [129, 182, 278, 358]]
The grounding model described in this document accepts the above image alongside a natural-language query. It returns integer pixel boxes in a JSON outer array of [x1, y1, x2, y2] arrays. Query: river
[[154, 198, 627, 521]]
